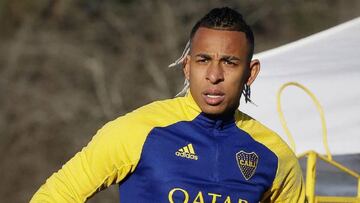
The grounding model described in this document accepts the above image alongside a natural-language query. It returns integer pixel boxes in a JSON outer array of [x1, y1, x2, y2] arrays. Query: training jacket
[[31, 93, 305, 203]]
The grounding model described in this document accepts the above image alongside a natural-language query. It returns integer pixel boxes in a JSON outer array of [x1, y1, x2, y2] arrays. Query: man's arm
[[262, 150, 306, 203], [30, 114, 147, 202]]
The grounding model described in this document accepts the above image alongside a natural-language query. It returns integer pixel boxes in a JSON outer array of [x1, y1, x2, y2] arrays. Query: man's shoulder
[[234, 110, 283, 141], [235, 111, 296, 161], [92, 97, 193, 147], [110, 96, 195, 130], [134, 96, 186, 115]]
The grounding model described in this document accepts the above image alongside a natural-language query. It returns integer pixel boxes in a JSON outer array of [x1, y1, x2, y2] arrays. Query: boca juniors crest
[[236, 151, 259, 180]]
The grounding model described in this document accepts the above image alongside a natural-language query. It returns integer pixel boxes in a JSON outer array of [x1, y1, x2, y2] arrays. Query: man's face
[[184, 27, 260, 116]]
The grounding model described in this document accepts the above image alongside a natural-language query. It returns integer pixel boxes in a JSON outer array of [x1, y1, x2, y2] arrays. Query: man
[[31, 7, 305, 203]]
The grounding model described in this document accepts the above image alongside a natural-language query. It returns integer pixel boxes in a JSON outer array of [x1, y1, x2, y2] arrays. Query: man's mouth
[[203, 90, 225, 106], [206, 94, 222, 99]]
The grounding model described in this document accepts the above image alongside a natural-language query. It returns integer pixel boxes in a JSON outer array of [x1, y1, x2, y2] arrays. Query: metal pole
[[358, 178, 360, 198], [306, 151, 317, 203]]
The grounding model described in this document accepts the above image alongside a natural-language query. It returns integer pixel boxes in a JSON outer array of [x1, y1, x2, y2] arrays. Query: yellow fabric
[[31, 93, 305, 202], [235, 111, 306, 203], [30, 95, 200, 203]]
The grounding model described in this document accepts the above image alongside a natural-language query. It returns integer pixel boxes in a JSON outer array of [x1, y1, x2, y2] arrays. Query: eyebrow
[[195, 53, 241, 61], [222, 55, 241, 61], [195, 53, 212, 59]]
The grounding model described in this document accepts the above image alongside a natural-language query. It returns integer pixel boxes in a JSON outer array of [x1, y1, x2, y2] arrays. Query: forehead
[[190, 27, 249, 57]]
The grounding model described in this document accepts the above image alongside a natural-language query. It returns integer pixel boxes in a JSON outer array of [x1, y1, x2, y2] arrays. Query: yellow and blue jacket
[[31, 93, 305, 203]]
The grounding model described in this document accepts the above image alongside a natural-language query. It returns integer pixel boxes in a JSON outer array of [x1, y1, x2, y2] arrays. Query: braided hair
[[190, 7, 254, 60]]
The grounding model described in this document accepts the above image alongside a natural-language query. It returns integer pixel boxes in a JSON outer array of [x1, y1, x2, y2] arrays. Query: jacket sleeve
[[30, 114, 149, 202], [262, 149, 306, 203]]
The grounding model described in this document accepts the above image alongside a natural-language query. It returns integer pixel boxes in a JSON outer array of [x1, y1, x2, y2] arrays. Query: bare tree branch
[[84, 58, 114, 119]]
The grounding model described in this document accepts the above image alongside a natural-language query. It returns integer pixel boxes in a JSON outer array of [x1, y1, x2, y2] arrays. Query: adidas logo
[[175, 143, 198, 160]]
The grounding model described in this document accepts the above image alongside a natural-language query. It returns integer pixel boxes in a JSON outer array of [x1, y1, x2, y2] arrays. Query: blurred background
[[0, 0, 359, 202]]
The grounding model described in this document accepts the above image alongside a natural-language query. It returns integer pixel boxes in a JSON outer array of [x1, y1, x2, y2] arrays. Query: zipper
[[214, 141, 219, 182]]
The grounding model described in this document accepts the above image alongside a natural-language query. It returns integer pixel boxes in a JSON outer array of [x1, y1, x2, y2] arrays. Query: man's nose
[[206, 62, 224, 84]]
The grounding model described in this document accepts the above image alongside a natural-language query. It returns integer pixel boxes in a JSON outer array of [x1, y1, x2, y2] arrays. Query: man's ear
[[247, 59, 260, 86], [183, 55, 191, 81]]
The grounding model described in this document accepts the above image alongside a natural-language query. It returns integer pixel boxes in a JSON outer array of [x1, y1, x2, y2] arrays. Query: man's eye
[[223, 60, 236, 65], [197, 59, 209, 63]]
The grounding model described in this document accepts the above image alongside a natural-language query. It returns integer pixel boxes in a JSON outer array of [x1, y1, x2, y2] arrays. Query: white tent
[[241, 17, 360, 155]]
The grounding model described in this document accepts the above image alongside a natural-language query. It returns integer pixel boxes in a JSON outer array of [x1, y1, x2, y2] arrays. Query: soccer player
[[31, 7, 305, 203]]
